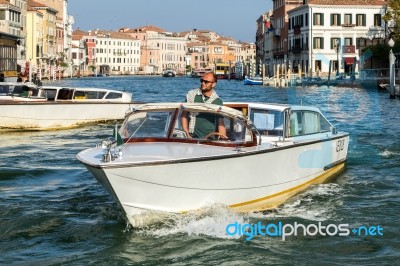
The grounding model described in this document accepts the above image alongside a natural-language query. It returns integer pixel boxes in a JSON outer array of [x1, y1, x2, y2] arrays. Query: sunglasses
[[200, 78, 214, 85]]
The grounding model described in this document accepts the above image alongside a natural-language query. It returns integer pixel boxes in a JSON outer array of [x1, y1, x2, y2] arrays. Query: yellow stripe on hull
[[230, 162, 346, 212]]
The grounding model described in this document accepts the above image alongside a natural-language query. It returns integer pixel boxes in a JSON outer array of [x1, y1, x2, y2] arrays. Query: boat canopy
[[130, 102, 245, 118]]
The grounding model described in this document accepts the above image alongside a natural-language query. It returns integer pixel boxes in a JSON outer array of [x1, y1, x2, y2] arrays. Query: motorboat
[[77, 102, 349, 227], [0, 82, 47, 101], [262, 76, 277, 86], [301, 77, 327, 86], [162, 69, 176, 77], [190, 68, 213, 78], [244, 75, 263, 85], [0, 83, 136, 130]]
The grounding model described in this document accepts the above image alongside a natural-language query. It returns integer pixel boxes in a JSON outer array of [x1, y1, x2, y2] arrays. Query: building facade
[[182, 29, 254, 74], [256, 0, 389, 78], [287, 0, 387, 76], [122, 26, 186, 75], [26, 0, 58, 81], [271, 0, 303, 70], [186, 42, 209, 70], [72, 29, 141, 76], [0, 0, 26, 81], [259, 10, 274, 76], [26, 3, 42, 63], [35, 0, 73, 63]]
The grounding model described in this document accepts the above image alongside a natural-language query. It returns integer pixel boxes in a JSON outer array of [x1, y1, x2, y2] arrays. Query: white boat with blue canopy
[[77, 102, 349, 227]]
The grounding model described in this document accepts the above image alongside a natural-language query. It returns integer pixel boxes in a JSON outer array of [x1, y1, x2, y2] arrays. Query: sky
[[68, 0, 273, 43]]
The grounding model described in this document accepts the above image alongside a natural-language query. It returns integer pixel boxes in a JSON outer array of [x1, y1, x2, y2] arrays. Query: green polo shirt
[[192, 94, 223, 138]]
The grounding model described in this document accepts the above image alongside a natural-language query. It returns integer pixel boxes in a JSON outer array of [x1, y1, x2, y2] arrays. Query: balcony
[[293, 25, 301, 35], [343, 45, 355, 54], [291, 46, 302, 54]]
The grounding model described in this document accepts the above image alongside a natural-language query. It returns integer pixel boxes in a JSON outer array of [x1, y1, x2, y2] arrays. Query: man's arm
[[217, 117, 226, 136], [181, 111, 191, 138]]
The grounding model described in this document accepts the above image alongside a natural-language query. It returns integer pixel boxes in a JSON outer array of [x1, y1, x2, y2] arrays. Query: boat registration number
[[336, 139, 345, 152]]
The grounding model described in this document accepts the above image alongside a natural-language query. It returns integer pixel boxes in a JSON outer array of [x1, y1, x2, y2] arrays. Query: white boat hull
[[0, 102, 135, 130], [78, 135, 348, 225]]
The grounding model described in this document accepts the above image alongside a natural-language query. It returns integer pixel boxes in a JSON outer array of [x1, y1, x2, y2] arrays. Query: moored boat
[[0, 82, 46, 101], [0, 84, 136, 130], [190, 68, 213, 78], [162, 69, 176, 77], [77, 102, 349, 227], [244, 75, 263, 85], [215, 63, 230, 79]]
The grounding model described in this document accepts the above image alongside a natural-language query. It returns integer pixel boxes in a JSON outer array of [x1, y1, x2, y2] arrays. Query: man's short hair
[[204, 72, 217, 83]]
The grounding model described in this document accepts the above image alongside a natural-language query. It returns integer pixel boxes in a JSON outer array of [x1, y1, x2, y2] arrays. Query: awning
[[344, 57, 355, 65]]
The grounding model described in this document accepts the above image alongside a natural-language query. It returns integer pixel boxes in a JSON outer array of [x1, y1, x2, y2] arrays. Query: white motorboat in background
[[190, 68, 213, 78], [162, 69, 176, 77], [0, 83, 135, 130], [77, 102, 349, 227]]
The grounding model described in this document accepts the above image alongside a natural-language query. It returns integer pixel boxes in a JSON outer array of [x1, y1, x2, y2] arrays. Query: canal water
[[1, 76, 399, 265]]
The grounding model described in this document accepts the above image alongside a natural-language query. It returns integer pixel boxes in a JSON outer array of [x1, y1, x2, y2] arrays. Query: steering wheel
[[204, 132, 229, 140]]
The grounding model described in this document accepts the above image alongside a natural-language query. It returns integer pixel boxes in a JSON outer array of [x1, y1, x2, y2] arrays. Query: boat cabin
[[227, 102, 333, 141], [190, 68, 213, 78], [117, 102, 334, 148], [0, 82, 42, 97], [119, 103, 257, 147], [41, 86, 132, 102], [162, 70, 176, 77]]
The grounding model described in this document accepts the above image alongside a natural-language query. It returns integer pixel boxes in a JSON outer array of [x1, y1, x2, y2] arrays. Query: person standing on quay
[[182, 72, 226, 139]]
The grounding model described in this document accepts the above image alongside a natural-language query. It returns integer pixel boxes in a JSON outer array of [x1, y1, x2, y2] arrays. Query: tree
[[186, 65, 192, 74], [89, 65, 96, 73], [383, 0, 400, 40]]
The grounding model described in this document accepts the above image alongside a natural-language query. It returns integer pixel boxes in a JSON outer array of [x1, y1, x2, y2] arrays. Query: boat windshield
[[120, 111, 174, 138], [119, 108, 254, 143]]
